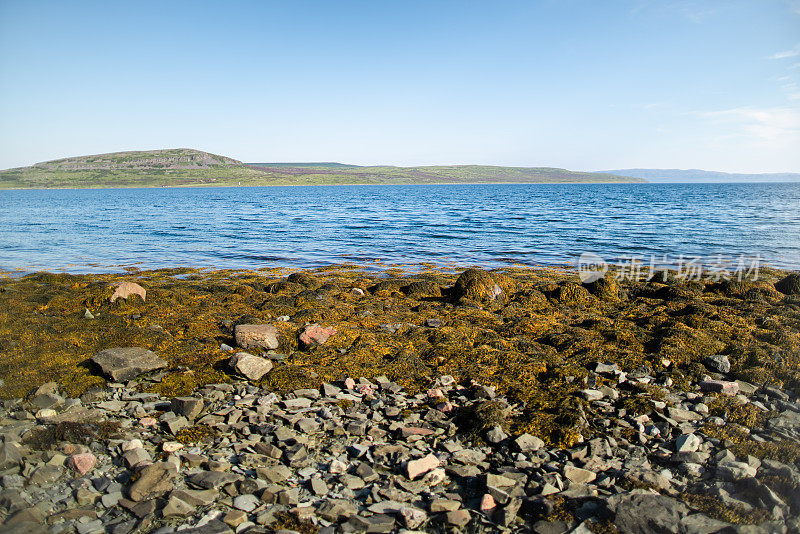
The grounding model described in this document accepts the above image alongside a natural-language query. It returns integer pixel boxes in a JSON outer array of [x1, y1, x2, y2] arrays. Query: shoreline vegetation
[[0, 148, 646, 189], [1, 263, 800, 531]]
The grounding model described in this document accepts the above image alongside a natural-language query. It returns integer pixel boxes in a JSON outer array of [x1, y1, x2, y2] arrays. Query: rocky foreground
[[1, 267, 800, 533]]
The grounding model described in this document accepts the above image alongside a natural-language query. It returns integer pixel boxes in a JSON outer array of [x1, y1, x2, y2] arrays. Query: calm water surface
[[1, 183, 799, 273]]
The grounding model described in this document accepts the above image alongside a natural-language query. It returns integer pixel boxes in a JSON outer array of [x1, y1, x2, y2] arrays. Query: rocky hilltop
[[32, 149, 242, 171], [0, 266, 799, 533], [0, 150, 644, 189]]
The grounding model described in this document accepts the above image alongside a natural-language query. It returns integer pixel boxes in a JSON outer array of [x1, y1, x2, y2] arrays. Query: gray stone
[[91, 347, 167, 382], [228, 352, 273, 381], [188, 471, 242, 490], [704, 354, 731, 374], [675, 433, 702, 453], [171, 397, 204, 420], [608, 493, 689, 534], [128, 463, 176, 501], [514, 433, 544, 452], [232, 494, 260, 512]]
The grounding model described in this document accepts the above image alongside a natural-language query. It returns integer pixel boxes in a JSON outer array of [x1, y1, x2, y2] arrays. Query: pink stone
[[67, 453, 96, 475], [299, 324, 337, 348], [406, 453, 440, 480], [401, 426, 436, 437], [344, 377, 356, 390], [480, 493, 496, 512], [427, 388, 444, 399], [110, 282, 146, 303], [140, 417, 157, 427], [436, 401, 454, 413], [355, 384, 374, 396]]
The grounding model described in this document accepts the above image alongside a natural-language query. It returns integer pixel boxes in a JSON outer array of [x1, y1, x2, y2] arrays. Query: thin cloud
[[771, 43, 800, 59], [698, 107, 800, 142]]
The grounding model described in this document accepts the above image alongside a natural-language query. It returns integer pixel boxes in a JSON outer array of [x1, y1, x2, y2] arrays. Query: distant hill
[[0, 149, 645, 189], [603, 168, 800, 183]]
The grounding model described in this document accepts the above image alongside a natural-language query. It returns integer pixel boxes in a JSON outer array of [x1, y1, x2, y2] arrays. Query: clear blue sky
[[1, 0, 799, 172]]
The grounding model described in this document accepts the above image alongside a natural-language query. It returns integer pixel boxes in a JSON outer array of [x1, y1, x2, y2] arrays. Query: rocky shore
[[0, 266, 799, 533]]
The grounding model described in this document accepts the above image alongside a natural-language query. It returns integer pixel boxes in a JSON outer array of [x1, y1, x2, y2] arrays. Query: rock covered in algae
[[775, 273, 800, 295], [452, 268, 514, 303], [91, 347, 166, 382]]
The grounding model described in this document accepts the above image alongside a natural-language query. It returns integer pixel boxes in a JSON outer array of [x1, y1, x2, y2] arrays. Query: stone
[[91, 347, 166, 382], [446, 509, 471, 527], [234, 324, 279, 350], [128, 463, 176, 501], [563, 465, 596, 484], [580, 389, 605, 401], [699, 380, 739, 396], [0, 442, 22, 468], [667, 407, 703, 422], [162, 495, 195, 517], [188, 471, 242, 490], [171, 396, 204, 420], [675, 433, 702, 453], [232, 494, 260, 512], [406, 453, 439, 480], [67, 453, 96, 475], [486, 425, 508, 443], [609, 493, 688, 534], [110, 282, 146, 303], [399, 506, 428, 529], [228, 352, 273, 381], [299, 323, 337, 348], [704, 354, 730, 374]]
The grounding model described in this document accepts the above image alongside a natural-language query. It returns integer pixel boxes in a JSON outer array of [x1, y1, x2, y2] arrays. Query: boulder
[[452, 269, 513, 303], [704, 354, 731, 374], [128, 462, 176, 501], [775, 273, 800, 295], [299, 324, 337, 348], [109, 282, 146, 303], [91, 347, 166, 382], [608, 493, 688, 534], [234, 324, 279, 350], [228, 352, 273, 381]]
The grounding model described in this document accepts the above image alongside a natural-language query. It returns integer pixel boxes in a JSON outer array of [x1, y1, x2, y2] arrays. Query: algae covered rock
[[91, 347, 166, 382], [452, 269, 514, 304], [775, 273, 800, 295], [402, 280, 442, 298], [582, 274, 619, 300], [554, 282, 590, 304]]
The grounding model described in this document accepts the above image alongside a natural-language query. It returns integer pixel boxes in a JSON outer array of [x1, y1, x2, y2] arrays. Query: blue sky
[[1, 0, 799, 172]]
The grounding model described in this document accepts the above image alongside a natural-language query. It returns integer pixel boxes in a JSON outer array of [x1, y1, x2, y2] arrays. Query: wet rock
[[234, 324, 279, 350], [109, 282, 146, 303], [299, 323, 337, 348], [228, 352, 273, 381], [91, 347, 167, 382]]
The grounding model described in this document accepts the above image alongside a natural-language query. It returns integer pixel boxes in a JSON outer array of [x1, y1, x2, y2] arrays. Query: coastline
[[1, 264, 799, 531]]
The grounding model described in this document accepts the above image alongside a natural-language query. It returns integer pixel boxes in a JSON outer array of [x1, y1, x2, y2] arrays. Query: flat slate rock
[[91, 347, 167, 382]]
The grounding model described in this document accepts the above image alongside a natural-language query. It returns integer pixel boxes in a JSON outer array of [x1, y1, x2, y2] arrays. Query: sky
[[1, 0, 799, 173]]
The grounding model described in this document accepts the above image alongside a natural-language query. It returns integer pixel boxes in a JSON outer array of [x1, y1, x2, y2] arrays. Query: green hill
[[0, 149, 645, 188]]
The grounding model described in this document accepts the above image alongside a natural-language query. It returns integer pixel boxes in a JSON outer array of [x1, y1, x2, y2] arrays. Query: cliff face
[[31, 149, 242, 171]]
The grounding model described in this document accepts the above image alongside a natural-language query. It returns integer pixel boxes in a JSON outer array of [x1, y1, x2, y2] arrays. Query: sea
[[1, 183, 799, 274]]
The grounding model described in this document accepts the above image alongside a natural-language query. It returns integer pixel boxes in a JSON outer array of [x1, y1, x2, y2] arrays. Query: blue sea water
[[0, 183, 799, 273]]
